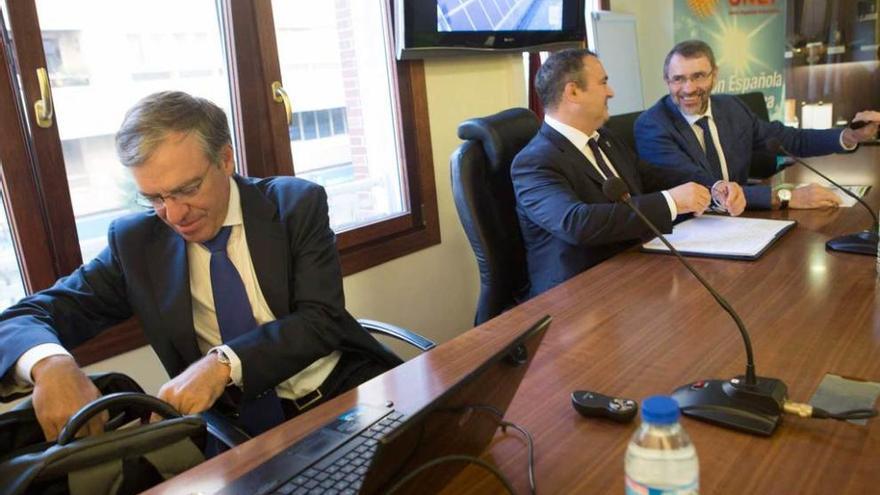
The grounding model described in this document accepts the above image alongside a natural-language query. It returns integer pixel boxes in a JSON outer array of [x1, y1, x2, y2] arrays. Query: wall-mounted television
[[395, 0, 586, 60]]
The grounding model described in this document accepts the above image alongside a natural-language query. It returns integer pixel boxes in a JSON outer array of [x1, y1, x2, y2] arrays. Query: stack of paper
[[642, 215, 796, 260]]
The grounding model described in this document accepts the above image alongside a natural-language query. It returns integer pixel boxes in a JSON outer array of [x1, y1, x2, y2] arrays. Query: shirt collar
[[680, 98, 714, 126], [545, 114, 599, 150], [221, 176, 243, 227]]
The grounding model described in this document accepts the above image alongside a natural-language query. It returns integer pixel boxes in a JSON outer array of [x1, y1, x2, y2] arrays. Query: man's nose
[[162, 198, 189, 224]]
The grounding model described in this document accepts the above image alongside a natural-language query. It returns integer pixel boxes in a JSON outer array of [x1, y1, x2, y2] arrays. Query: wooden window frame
[[227, 1, 439, 276], [0, 0, 438, 366]]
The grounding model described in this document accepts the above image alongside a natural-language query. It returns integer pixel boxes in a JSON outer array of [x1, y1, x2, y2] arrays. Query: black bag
[[0, 373, 208, 495]]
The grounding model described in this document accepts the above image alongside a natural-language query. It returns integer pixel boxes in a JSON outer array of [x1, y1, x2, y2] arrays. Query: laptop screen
[[362, 314, 551, 494]]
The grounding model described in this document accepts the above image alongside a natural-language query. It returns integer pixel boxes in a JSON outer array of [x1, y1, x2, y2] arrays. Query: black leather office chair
[[604, 110, 642, 152], [734, 91, 778, 179], [450, 108, 539, 325]]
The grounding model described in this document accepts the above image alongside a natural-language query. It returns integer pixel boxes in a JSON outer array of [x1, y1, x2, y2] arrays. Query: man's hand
[[668, 182, 711, 216], [790, 183, 842, 209], [842, 110, 880, 146], [31, 355, 106, 441], [155, 353, 230, 417], [711, 181, 746, 216]]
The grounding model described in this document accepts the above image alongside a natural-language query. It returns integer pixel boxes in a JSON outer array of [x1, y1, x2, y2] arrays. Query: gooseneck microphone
[[602, 177, 787, 435], [766, 138, 879, 255]]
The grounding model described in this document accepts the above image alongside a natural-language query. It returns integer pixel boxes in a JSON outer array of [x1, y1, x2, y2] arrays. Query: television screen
[[396, 0, 585, 59], [437, 0, 564, 32]]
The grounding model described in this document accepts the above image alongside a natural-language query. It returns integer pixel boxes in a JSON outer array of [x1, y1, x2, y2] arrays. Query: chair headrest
[[457, 108, 540, 173]]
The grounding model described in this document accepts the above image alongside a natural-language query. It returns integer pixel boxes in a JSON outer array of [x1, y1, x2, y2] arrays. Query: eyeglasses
[[135, 164, 214, 209], [666, 71, 712, 87]]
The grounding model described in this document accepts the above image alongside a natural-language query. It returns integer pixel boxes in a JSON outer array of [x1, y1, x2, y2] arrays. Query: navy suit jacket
[[635, 94, 846, 209], [0, 175, 400, 401], [512, 123, 689, 298]]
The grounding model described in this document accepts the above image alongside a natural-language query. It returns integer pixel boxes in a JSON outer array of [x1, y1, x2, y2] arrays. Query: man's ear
[[220, 144, 235, 175], [561, 80, 580, 103]]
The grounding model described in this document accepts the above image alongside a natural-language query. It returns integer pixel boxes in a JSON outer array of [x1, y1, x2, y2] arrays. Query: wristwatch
[[211, 349, 234, 385], [777, 188, 792, 210]]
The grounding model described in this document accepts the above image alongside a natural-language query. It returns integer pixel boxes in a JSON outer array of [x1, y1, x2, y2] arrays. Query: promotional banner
[[674, 0, 786, 121]]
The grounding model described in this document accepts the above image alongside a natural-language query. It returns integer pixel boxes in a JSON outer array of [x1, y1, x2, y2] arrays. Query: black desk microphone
[[765, 138, 879, 256], [602, 177, 787, 435]]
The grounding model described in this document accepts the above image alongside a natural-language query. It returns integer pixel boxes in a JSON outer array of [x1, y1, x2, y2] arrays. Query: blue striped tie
[[203, 226, 284, 436]]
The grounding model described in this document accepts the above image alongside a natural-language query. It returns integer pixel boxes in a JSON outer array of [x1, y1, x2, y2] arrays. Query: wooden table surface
[[147, 147, 879, 495]]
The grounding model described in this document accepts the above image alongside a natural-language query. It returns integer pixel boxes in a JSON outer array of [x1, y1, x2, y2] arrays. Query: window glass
[[34, 0, 233, 261], [272, 0, 406, 232], [0, 182, 26, 309]]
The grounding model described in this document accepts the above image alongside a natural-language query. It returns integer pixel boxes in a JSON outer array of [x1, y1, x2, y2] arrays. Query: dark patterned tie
[[203, 226, 284, 436], [587, 138, 617, 180], [696, 116, 723, 178]]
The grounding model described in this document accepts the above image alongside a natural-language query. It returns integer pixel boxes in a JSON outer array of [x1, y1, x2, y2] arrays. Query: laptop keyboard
[[271, 411, 406, 495]]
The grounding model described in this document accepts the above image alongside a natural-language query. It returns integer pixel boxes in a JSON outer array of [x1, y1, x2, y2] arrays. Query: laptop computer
[[218, 314, 552, 495]]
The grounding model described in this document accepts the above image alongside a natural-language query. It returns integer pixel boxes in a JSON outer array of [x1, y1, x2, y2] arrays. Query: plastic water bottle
[[624, 395, 699, 495]]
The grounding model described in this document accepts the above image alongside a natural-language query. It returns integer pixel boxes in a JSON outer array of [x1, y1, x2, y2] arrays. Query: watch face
[[778, 189, 792, 201]]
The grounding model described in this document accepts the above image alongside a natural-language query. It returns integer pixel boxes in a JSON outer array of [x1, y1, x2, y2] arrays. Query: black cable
[[498, 419, 536, 495], [383, 454, 517, 495], [462, 405, 536, 495], [812, 407, 878, 421]]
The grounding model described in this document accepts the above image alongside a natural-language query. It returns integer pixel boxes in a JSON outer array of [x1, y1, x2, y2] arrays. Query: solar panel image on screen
[[437, 0, 563, 32]]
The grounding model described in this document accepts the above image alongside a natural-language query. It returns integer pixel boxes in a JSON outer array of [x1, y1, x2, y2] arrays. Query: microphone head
[[602, 176, 631, 202], [765, 138, 783, 154]]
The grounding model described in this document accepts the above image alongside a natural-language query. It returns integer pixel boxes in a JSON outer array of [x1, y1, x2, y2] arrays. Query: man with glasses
[[635, 39, 879, 212], [0, 91, 401, 443]]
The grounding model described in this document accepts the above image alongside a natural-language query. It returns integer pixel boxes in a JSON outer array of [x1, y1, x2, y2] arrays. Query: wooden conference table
[[148, 147, 879, 495]]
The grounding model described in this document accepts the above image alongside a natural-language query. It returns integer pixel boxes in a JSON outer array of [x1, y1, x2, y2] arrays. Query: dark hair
[[535, 48, 597, 110], [663, 40, 717, 80], [115, 91, 231, 168]]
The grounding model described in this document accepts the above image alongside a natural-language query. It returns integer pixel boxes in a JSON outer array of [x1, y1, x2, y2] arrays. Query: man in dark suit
[[0, 91, 400, 441], [512, 49, 711, 297], [636, 39, 880, 212]]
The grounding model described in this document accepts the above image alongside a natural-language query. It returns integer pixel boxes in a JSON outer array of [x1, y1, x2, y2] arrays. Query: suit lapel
[[540, 123, 606, 186], [664, 96, 713, 174], [147, 223, 201, 363], [236, 177, 290, 318]]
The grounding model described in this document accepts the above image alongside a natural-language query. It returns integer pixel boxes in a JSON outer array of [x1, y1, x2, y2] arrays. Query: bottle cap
[[641, 395, 680, 424]]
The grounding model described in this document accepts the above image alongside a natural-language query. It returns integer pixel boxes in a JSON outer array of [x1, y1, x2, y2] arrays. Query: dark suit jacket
[[0, 175, 401, 401], [635, 94, 846, 209], [512, 123, 688, 298]]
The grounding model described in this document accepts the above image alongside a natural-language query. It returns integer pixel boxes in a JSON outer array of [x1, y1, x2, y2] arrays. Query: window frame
[[0, 0, 438, 365], [227, 0, 439, 276]]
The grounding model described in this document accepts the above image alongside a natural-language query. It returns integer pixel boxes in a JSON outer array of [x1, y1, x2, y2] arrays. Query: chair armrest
[[357, 319, 436, 352], [201, 408, 251, 448]]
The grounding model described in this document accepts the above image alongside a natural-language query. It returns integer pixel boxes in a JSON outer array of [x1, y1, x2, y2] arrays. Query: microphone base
[[825, 230, 879, 256], [671, 376, 787, 436]]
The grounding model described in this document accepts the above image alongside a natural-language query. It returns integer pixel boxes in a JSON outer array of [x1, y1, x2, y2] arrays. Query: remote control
[[849, 120, 872, 130], [571, 390, 638, 423]]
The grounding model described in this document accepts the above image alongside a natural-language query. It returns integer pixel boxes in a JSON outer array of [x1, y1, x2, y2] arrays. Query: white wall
[[41, 54, 529, 399], [610, 0, 674, 109]]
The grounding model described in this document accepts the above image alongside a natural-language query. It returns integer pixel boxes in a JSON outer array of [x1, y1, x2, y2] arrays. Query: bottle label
[[625, 475, 698, 495]]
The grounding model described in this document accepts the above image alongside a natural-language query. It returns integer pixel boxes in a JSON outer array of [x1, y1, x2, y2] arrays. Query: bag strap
[[57, 393, 180, 446]]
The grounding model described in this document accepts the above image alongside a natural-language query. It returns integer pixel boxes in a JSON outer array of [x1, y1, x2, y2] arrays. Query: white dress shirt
[[679, 100, 731, 181], [13, 178, 340, 401], [545, 115, 678, 220]]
